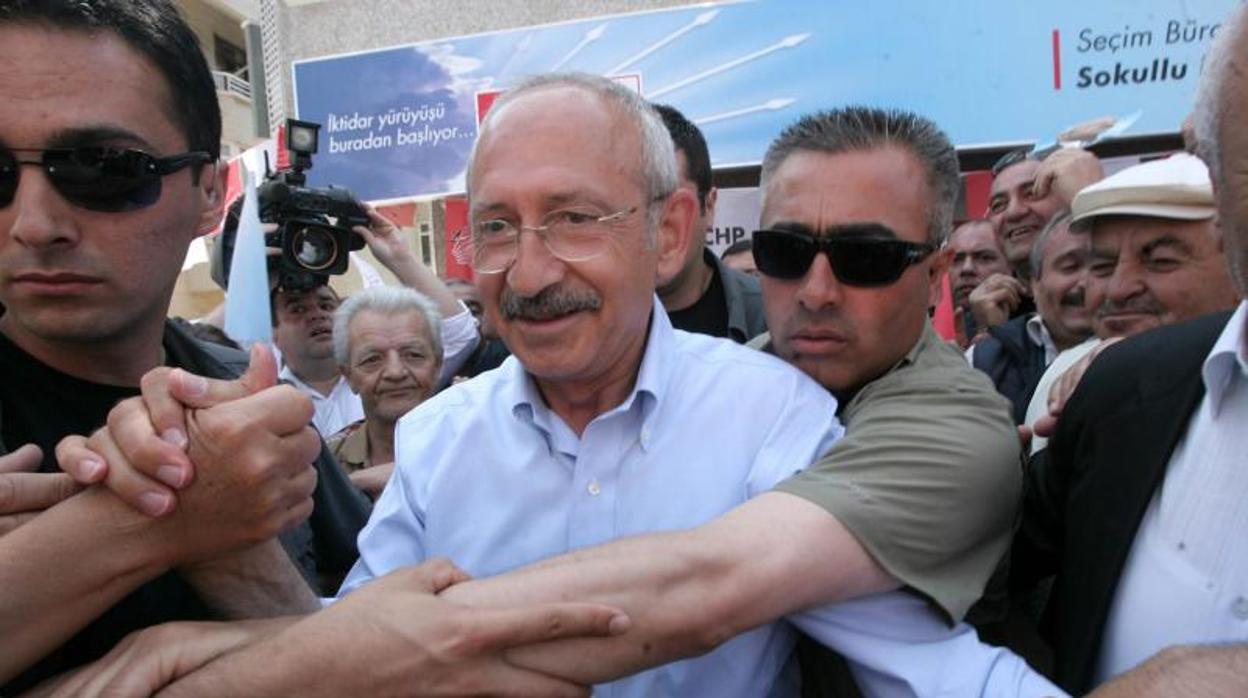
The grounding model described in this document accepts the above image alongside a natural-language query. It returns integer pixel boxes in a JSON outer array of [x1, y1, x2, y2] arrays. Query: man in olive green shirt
[[756, 321, 1018, 624]]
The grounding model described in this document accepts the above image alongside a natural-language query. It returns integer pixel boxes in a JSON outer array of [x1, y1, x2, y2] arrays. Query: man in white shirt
[[272, 284, 361, 436], [1015, 7, 1248, 694]]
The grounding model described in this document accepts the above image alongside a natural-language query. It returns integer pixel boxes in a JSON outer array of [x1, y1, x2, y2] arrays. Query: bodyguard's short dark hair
[[0, 0, 222, 161], [760, 106, 960, 246], [654, 103, 713, 213]]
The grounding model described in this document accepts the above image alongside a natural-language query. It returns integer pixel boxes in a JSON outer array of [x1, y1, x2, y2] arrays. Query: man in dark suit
[[1014, 6, 1248, 695]]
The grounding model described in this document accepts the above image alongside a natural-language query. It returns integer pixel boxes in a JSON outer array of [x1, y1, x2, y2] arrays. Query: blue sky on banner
[[293, 0, 1236, 201]]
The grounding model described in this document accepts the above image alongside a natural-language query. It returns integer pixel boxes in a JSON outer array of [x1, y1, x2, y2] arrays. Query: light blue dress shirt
[[342, 299, 844, 697]]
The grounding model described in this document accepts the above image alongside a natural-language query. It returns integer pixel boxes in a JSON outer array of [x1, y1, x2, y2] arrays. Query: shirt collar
[[505, 296, 671, 453], [279, 362, 310, 390], [832, 320, 937, 411], [278, 363, 343, 401], [1201, 300, 1248, 415], [1026, 313, 1059, 365]]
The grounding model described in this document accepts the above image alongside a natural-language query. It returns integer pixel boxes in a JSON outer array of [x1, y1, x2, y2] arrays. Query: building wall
[[177, 0, 248, 71], [175, 0, 263, 156], [264, 0, 689, 128]]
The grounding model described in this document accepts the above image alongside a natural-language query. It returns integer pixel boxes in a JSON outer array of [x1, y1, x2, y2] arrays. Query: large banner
[[293, 0, 1236, 201]]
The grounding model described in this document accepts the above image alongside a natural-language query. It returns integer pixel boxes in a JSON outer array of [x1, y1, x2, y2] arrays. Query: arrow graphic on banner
[[551, 23, 608, 71], [608, 9, 719, 74], [696, 97, 796, 126], [497, 32, 533, 78], [648, 32, 810, 99]]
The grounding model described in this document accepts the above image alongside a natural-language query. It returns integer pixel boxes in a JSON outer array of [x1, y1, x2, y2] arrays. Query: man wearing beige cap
[[1023, 152, 1237, 446], [1012, 17, 1248, 685]]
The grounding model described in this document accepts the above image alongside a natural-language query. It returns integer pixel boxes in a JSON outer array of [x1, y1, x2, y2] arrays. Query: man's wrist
[[179, 539, 319, 618], [72, 487, 177, 578]]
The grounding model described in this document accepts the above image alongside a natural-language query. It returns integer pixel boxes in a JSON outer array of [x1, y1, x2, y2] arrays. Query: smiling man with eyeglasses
[[320, 81, 1055, 697]]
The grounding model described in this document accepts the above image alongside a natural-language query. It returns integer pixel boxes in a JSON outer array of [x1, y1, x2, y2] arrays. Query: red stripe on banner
[[1052, 29, 1062, 90]]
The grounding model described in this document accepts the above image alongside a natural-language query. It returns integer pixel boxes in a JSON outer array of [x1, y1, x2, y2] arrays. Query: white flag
[[224, 168, 273, 346], [350, 250, 387, 288]]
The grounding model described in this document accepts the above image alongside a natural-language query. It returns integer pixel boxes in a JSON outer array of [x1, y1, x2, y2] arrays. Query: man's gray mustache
[[500, 287, 602, 321], [1096, 295, 1164, 317], [1060, 288, 1085, 308]]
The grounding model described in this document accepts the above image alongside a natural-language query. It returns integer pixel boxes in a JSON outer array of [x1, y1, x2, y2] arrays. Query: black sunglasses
[[752, 224, 935, 287], [0, 147, 212, 213]]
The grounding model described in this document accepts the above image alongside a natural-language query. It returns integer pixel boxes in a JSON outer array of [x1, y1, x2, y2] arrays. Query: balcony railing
[[212, 70, 252, 100]]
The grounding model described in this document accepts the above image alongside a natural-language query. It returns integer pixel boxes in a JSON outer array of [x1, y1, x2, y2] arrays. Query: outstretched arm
[[1087, 645, 1248, 698], [441, 491, 895, 683], [153, 561, 627, 698]]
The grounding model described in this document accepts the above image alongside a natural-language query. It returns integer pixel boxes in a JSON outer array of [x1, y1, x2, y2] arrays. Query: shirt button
[[587, 480, 601, 496], [1232, 596, 1248, 621]]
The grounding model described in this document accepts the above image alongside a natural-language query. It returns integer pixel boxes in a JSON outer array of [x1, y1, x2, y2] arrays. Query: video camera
[[212, 118, 369, 293]]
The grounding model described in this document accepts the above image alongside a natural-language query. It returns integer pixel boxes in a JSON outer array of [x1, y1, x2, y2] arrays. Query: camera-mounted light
[[286, 119, 320, 157]]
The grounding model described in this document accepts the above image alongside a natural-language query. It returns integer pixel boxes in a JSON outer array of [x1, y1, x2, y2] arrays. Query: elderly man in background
[[327, 286, 444, 498], [263, 205, 478, 436], [1026, 153, 1238, 448]]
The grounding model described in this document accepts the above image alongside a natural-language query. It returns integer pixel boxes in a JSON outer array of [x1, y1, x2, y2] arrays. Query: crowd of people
[[1, 0, 1246, 696]]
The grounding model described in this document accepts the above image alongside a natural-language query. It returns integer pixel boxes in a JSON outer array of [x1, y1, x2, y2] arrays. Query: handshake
[[1, 344, 320, 570]]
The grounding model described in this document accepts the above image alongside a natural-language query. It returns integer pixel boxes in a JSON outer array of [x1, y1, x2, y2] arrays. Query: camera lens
[[290, 225, 339, 271]]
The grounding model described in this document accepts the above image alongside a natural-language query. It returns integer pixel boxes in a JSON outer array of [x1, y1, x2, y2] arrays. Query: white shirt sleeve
[[437, 302, 480, 386], [790, 592, 1068, 697]]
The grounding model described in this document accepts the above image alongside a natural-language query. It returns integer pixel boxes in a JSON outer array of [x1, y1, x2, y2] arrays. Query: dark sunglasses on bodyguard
[[0, 146, 212, 213], [752, 224, 936, 287]]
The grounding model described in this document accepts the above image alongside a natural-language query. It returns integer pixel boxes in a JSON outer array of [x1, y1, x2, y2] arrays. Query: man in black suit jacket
[[1014, 309, 1233, 693], [1015, 5, 1248, 695]]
